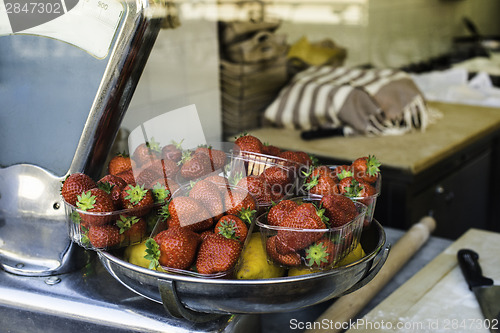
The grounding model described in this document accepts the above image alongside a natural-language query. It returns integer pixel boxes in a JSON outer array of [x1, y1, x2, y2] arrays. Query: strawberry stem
[[144, 238, 161, 270], [125, 185, 147, 205]]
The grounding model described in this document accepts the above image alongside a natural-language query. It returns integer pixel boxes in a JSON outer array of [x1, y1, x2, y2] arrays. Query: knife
[[458, 249, 500, 332]]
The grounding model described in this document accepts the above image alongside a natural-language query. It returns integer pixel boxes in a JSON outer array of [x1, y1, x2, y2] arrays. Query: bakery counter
[[248, 102, 500, 239]]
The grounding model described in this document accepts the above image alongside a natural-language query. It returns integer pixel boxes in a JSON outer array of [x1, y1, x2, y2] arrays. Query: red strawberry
[[338, 177, 376, 198], [132, 139, 161, 167], [236, 175, 272, 205], [165, 196, 213, 232], [135, 167, 161, 189], [189, 180, 224, 221], [320, 194, 358, 227], [97, 174, 127, 208], [180, 151, 212, 180], [140, 158, 179, 180], [266, 236, 301, 267], [305, 237, 338, 268], [61, 173, 96, 206], [215, 215, 248, 243], [87, 224, 123, 249], [195, 146, 227, 171], [196, 233, 243, 275], [149, 177, 178, 203], [275, 203, 327, 254], [304, 166, 339, 196], [108, 153, 134, 176], [294, 151, 313, 167], [116, 215, 147, 244], [161, 140, 183, 162], [234, 134, 264, 154], [267, 199, 298, 226], [277, 151, 304, 170], [116, 169, 136, 186], [262, 143, 281, 156], [76, 188, 115, 225], [223, 187, 258, 216], [260, 166, 292, 198], [154, 226, 201, 270], [203, 174, 231, 192], [352, 155, 381, 184], [120, 184, 154, 217]]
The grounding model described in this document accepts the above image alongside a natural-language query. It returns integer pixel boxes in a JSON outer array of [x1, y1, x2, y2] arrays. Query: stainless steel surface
[[0, 255, 258, 333], [98, 220, 388, 318], [0, 0, 162, 276]]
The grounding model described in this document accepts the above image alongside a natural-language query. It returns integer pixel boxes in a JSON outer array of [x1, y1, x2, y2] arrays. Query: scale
[[0, 1, 388, 331], [0, 0, 255, 331]]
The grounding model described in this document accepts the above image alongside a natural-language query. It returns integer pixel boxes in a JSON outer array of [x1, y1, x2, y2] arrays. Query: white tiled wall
[[121, 0, 500, 140], [121, 13, 222, 143]]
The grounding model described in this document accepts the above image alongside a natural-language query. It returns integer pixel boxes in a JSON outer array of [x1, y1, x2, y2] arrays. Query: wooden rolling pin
[[306, 216, 436, 333]]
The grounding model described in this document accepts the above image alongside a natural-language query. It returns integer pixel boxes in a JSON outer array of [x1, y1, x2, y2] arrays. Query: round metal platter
[[98, 220, 388, 321]]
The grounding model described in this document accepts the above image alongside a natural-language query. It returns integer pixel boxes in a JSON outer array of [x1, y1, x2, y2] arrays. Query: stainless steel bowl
[[98, 220, 388, 323]]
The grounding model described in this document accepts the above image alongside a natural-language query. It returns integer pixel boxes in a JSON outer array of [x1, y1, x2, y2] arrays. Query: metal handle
[[157, 279, 224, 323], [457, 249, 493, 290]]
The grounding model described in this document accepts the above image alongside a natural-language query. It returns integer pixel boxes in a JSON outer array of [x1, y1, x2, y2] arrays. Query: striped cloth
[[263, 66, 438, 136]]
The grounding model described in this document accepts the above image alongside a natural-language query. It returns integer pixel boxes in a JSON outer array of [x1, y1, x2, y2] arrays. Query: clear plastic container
[[256, 196, 367, 271]]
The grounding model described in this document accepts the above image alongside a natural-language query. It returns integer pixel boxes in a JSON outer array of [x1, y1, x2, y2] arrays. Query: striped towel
[[263, 66, 438, 136]]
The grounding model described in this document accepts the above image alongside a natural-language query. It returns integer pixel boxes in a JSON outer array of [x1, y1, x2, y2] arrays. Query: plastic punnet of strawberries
[[302, 155, 382, 227]]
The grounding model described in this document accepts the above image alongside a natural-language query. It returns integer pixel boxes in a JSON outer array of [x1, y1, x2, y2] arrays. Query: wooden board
[[348, 228, 500, 332]]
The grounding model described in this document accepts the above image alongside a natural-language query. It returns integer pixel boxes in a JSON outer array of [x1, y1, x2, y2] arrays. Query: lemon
[[287, 267, 321, 277], [124, 240, 152, 268], [336, 243, 366, 267], [236, 232, 286, 279]]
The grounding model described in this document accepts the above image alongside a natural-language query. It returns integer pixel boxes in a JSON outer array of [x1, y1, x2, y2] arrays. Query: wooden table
[[248, 102, 500, 239]]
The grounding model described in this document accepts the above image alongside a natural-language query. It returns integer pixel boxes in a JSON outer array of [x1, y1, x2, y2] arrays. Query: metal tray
[[98, 220, 389, 323]]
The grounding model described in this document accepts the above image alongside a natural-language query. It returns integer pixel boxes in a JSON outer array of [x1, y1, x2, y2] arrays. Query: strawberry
[[61, 173, 96, 206], [116, 215, 147, 244], [196, 233, 243, 275], [132, 138, 161, 166], [97, 174, 127, 208], [135, 167, 161, 189], [260, 166, 292, 198], [303, 166, 339, 196], [305, 237, 338, 268], [215, 215, 248, 243], [277, 151, 304, 169], [165, 196, 213, 232], [202, 174, 231, 192], [116, 169, 136, 186], [266, 236, 301, 267], [149, 178, 176, 203], [108, 153, 134, 176], [195, 145, 227, 171], [236, 175, 272, 205], [352, 155, 381, 184], [338, 177, 376, 198], [76, 188, 115, 225], [234, 134, 264, 154], [140, 158, 179, 180], [267, 199, 298, 226], [262, 143, 281, 156], [87, 224, 123, 249], [320, 194, 358, 227], [294, 151, 313, 167], [189, 180, 224, 221], [179, 151, 212, 180], [223, 187, 258, 216], [161, 140, 184, 162], [275, 204, 327, 254], [120, 184, 154, 217], [153, 226, 201, 270]]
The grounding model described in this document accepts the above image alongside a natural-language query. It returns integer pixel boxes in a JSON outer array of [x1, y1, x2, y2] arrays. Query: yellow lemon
[[287, 267, 322, 277], [336, 243, 366, 267], [124, 240, 151, 269], [236, 232, 286, 279]]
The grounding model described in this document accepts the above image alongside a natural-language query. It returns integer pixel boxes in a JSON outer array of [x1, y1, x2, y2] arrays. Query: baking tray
[[97, 220, 388, 322]]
